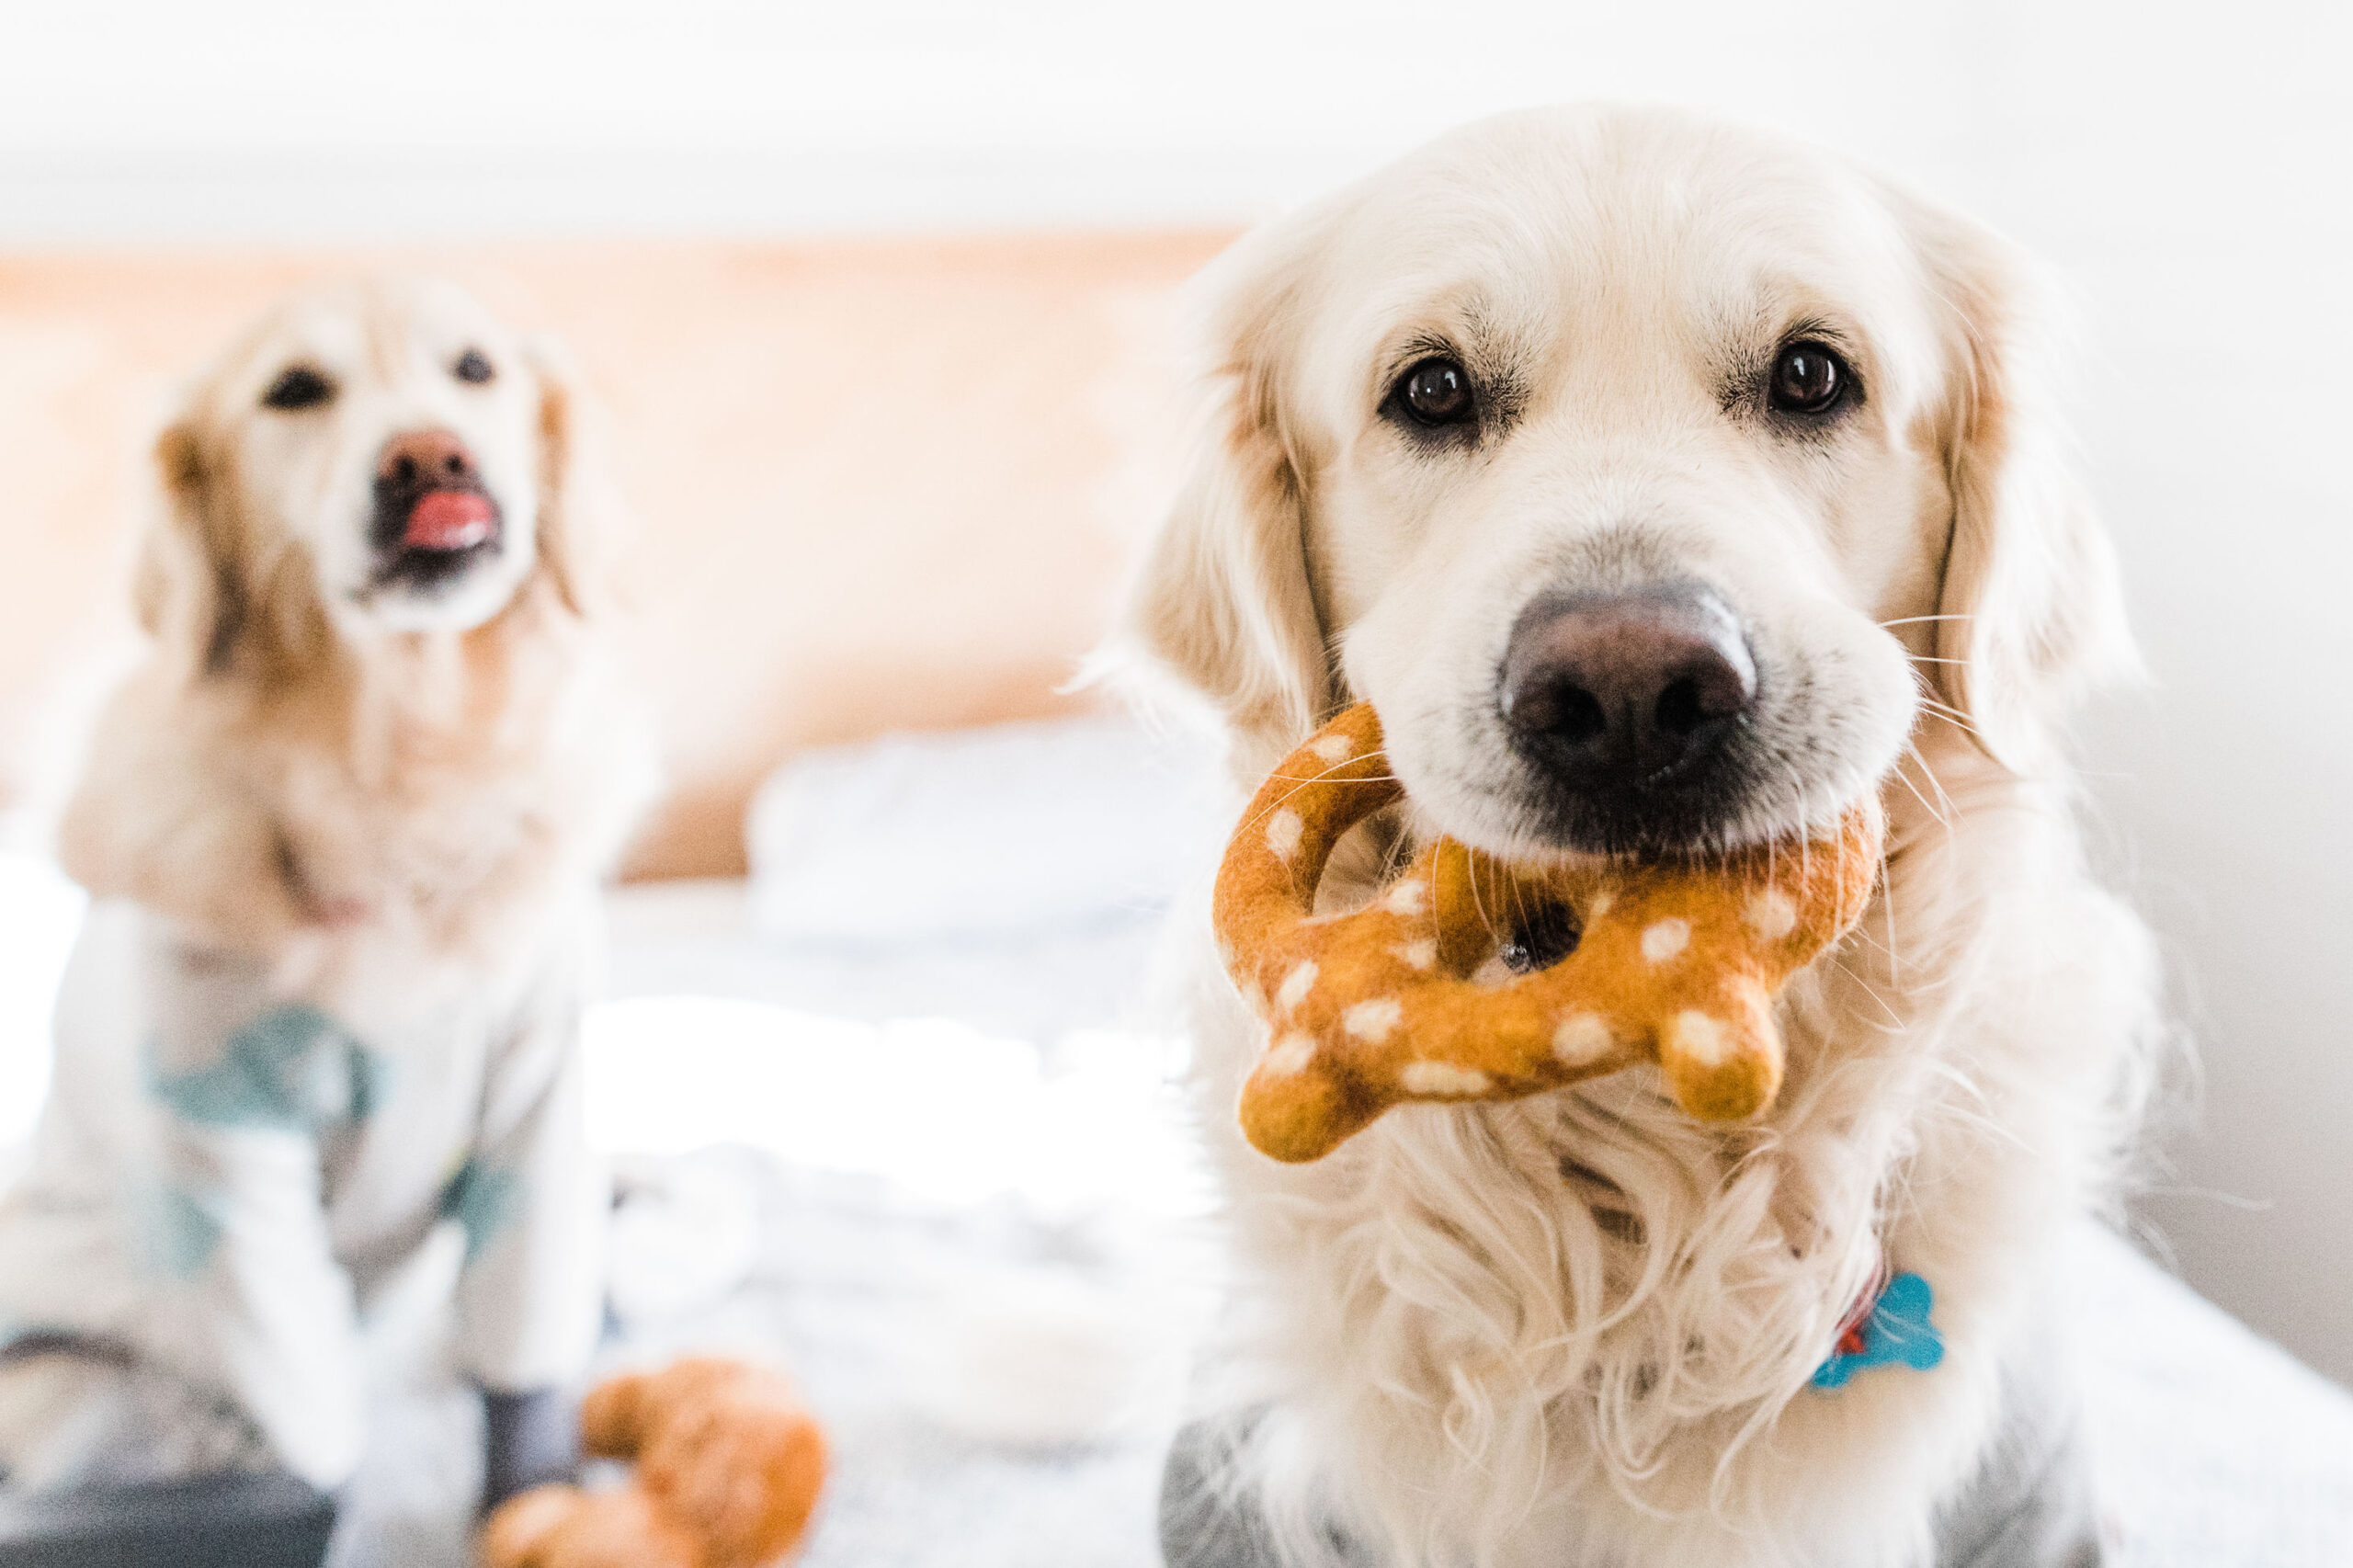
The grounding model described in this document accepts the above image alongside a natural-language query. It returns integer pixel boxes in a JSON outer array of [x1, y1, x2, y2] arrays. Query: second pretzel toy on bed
[[1212, 703, 1883, 1162]]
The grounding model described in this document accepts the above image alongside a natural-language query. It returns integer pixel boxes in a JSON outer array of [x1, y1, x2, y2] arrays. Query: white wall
[[0, 2, 2006, 241], [3, 0, 2347, 1379], [1955, 5, 2353, 1387]]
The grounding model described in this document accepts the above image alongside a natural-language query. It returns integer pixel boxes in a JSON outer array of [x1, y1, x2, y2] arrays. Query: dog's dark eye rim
[[1766, 338, 1856, 415], [260, 366, 335, 411], [452, 348, 495, 385], [1385, 354, 1477, 428]]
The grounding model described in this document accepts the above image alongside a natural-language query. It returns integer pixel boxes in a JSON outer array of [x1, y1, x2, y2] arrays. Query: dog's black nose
[[1499, 583, 1756, 788]]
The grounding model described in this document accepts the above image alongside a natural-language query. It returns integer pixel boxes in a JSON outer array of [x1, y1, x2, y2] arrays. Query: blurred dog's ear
[[136, 420, 217, 648], [139, 415, 325, 681], [1904, 192, 2138, 770], [139, 416, 253, 676], [521, 336, 622, 619], [1120, 210, 1345, 760]]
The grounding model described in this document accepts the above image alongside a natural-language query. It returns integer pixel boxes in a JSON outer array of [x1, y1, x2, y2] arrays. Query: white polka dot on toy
[[1744, 888, 1799, 940], [1263, 1033, 1317, 1075], [1642, 918, 1691, 962], [1308, 733, 1356, 764], [1276, 960, 1318, 1014], [1343, 998, 1403, 1041], [1669, 1010, 1728, 1065], [1552, 1012, 1612, 1065], [1384, 879, 1428, 915], [1266, 808, 1304, 863], [1393, 938, 1437, 971], [1400, 1061, 1492, 1096]]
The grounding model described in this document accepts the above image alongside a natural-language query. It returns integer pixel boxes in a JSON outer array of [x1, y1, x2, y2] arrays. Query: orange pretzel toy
[[1212, 703, 1882, 1163], [482, 1358, 827, 1568]]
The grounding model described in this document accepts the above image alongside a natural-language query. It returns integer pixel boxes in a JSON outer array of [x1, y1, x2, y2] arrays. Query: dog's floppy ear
[[1907, 196, 2138, 770], [138, 413, 324, 680], [1121, 210, 1343, 758], [136, 417, 234, 667], [521, 335, 621, 619]]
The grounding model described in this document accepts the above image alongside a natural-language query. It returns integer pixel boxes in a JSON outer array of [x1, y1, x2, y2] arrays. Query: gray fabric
[[475, 1386, 575, 1517], [1159, 1414, 1269, 1568], [0, 1472, 335, 1568], [1934, 1321, 2103, 1568], [1159, 1412, 1368, 1568], [1937, 1411, 2102, 1568]]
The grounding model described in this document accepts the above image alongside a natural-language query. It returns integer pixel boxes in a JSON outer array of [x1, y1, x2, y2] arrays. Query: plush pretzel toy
[[482, 1358, 827, 1568], [1214, 703, 1882, 1162]]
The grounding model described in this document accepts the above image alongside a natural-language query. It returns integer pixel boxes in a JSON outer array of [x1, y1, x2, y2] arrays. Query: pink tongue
[[404, 491, 495, 551]]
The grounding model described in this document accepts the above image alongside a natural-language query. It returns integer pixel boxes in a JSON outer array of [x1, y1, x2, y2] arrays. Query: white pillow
[[745, 715, 1229, 944]]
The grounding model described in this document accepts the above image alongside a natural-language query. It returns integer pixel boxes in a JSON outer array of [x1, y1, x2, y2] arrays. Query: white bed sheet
[[586, 877, 2353, 1568], [331, 878, 1211, 1568], [0, 847, 2344, 1565]]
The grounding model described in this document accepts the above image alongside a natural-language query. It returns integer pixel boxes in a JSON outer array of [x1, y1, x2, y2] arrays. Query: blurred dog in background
[[1131, 107, 2159, 1568], [0, 278, 652, 1517]]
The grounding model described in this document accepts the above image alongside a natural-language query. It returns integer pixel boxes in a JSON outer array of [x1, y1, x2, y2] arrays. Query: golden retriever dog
[[0, 278, 651, 1513], [1127, 108, 2158, 1568]]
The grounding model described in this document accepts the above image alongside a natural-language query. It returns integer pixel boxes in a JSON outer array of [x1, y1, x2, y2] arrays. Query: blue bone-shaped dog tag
[[1812, 1271, 1944, 1389]]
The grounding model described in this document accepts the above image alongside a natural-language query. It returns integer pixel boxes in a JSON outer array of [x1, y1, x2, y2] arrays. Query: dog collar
[[1812, 1256, 1944, 1389]]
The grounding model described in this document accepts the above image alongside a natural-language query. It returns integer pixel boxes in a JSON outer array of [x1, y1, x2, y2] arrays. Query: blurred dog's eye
[[1394, 357, 1474, 426], [261, 367, 335, 411], [453, 349, 495, 385], [1767, 341, 1849, 415]]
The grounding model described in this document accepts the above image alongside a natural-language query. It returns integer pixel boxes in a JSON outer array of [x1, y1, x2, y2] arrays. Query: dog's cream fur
[[60, 277, 650, 1006], [1122, 108, 2160, 1568]]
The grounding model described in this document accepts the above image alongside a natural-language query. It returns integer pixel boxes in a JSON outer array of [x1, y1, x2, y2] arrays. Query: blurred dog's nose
[[375, 430, 496, 552], [376, 429, 479, 490], [1499, 583, 1756, 786]]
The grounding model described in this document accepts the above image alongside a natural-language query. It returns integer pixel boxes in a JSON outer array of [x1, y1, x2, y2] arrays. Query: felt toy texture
[[480, 1358, 827, 1568], [1212, 703, 1883, 1163]]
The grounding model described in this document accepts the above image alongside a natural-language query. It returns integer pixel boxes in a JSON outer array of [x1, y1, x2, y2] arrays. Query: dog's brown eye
[[453, 349, 495, 385], [1396, 357, 1474, 426], [1768, 341, 1848, 415], [261, 366, 335, 411]]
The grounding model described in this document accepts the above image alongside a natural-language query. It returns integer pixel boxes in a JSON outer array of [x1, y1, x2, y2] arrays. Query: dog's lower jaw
[[1179, 759, 2151, 1568]]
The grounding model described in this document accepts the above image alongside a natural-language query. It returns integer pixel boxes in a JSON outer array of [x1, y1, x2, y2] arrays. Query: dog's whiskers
[[1235, 747, 1401, 835]]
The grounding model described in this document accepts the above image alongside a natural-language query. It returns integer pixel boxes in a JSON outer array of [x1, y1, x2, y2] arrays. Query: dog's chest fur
[[61, 604, 648, 1006]]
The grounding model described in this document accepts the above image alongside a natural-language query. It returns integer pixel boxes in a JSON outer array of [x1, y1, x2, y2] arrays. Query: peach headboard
[[0, 231, 1234, 878]]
